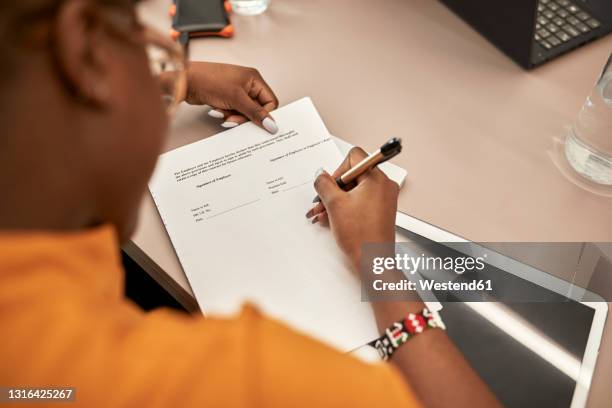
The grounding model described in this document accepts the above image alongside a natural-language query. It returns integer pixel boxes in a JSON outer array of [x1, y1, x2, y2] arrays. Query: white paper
[[149, 97, 383, 351]]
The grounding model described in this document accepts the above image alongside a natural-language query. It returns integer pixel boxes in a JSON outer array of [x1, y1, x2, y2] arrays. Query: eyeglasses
[[99, 7, 188, 115], [16, 2, 188, 115], [141, 26, 187, 115]]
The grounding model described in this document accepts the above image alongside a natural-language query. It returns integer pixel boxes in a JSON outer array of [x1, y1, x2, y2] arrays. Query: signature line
[[282, 180, 312, 192], [207, 199, 261, 219]]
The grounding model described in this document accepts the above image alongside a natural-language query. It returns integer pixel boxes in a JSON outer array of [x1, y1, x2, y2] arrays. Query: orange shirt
[[0, 226, 420, 407]]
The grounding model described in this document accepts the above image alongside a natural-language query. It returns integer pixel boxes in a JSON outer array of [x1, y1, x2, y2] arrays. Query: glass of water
[[229, 0, 270, 16], [565, 54, 612, 185]]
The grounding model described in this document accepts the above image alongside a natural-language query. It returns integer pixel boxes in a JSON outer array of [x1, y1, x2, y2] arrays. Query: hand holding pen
[[311, 138, 401, 204], [305, 137, 402, 253]]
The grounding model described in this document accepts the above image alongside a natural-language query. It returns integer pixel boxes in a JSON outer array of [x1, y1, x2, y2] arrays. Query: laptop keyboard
[[535, 0, 601, 50]]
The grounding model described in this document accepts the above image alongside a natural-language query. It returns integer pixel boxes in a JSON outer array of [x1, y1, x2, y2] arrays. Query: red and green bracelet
[[368, 307, 446, 360]]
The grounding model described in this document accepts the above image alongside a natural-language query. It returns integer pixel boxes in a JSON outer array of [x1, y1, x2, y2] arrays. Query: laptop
[[439, 0, 612, 69]]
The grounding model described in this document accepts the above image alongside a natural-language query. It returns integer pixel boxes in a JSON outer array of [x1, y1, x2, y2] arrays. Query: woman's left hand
[[185, 62, 279, 134]]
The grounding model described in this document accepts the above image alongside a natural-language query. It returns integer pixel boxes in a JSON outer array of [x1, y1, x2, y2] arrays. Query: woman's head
[[0, 0, 176, 241]]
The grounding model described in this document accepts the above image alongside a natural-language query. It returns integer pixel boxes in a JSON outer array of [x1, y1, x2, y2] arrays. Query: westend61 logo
[[372, 253, 486, 275]]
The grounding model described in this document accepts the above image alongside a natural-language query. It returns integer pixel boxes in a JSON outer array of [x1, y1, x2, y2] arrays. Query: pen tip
[[312, 196, 321, 203]]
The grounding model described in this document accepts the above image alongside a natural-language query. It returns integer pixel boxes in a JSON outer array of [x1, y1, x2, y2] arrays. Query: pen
[[313, 137, 402, 203]]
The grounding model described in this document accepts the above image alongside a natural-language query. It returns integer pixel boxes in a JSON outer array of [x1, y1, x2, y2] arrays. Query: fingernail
[[208, 109, 224, 119], [314, 167, 325, 179], [263, 117, 278, 134], [311, 215, 319, 224], [221, 121, 239, 128]]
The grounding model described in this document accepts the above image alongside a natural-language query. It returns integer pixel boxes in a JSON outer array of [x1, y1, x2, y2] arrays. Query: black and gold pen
[[313, 137, 402, 203]]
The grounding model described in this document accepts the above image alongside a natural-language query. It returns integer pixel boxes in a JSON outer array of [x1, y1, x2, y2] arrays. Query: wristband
[[368, 307, 446, 361]]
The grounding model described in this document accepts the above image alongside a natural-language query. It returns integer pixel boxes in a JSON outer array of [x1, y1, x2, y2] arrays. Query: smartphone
[[170, 0, 233, 43]]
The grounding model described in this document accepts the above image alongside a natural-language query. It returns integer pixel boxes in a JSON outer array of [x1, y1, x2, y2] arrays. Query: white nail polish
[[208, 109, 224, 119], [221, 121, 239, 128], [263, 117, 278, 134], [314, 167, 325, 178]]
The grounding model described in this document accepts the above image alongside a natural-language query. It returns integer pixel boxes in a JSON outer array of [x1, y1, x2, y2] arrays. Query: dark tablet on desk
[[395, 213, 608, 408]]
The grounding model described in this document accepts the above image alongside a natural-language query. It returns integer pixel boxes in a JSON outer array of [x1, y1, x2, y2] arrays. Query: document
[[149, 98, 400, 351]]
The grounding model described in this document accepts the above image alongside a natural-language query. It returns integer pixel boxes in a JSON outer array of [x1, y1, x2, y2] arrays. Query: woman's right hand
[[306, 147, 399, 270]]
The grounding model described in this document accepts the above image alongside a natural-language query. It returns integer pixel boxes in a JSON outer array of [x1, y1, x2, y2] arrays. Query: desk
[[126, 0, 612, 406]]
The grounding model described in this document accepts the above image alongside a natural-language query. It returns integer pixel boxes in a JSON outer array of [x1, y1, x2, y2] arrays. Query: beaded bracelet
[[368, 307, 446, 361]]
